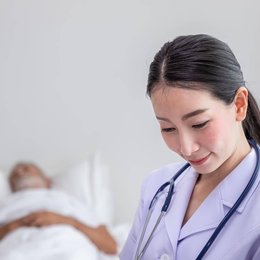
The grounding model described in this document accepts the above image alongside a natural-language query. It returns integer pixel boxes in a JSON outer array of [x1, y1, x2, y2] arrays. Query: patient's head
[[9, 162, 51, 192]]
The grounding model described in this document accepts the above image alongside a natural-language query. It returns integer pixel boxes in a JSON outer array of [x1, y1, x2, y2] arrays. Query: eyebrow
[[182, 109, 209, 120], [156, 109, 208, 122]]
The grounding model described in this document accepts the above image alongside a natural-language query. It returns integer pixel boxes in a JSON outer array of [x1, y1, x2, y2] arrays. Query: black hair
[[147, 34, 260, 144]]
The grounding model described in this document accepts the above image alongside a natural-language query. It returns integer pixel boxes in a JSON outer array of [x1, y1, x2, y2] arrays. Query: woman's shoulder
[[141, 162, 186, 197], [149, 162, 185, 179]]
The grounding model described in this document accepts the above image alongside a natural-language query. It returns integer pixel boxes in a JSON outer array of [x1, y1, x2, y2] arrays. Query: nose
[[13, 164, 27, 176], [178, 133, 199, 157]]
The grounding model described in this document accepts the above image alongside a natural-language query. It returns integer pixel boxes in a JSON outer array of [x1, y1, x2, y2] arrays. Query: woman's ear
[[234, 87, 248, 121]]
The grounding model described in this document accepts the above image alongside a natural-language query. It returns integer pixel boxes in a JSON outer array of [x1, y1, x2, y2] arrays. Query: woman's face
[[151, 84, 248, 176]]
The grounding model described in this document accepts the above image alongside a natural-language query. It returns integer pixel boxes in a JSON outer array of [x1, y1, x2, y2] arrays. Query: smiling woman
[[120, 34, 260, 260], [151, 86, 249, 178]]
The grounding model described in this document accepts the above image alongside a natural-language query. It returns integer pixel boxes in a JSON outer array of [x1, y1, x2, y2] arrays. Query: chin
[[192, 161, 220, 175]]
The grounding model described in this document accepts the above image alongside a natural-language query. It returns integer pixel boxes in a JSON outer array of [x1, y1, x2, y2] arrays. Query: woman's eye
[[192, 121, 209, 129], [161, 127, 176, 133]]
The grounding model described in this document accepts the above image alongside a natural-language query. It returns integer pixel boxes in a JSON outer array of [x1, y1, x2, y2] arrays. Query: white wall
[[0, 0, 259, 224]]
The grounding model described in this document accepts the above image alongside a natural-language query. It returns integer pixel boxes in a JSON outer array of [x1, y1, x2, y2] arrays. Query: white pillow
[[0, 170, 11, 203], [91, 154, 114, 225], [52, 161, 94, 209], [52, 156, 114, 226]]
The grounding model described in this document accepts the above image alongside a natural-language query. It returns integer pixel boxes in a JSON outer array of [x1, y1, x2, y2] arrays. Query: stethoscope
[[134, 139, 260, 260]]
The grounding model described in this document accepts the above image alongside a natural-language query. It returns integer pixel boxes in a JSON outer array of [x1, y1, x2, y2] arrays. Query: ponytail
[[243, 91, 260, 144]]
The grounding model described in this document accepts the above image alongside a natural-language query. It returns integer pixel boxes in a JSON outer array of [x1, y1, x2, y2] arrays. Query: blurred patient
[[0, 162, 117, 255]]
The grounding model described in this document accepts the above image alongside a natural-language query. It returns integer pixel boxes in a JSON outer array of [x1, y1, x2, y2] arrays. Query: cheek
[[201, 120, 232, 149], [203, 128, 221, 147], [162, 134, 177, 151]]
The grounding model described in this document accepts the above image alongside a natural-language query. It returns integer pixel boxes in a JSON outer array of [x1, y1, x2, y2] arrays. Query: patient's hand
[[1, 211, 74, 240], [21, 211, 68, 227], [0, 217, 28, 240], [1, 211, 118, 254]]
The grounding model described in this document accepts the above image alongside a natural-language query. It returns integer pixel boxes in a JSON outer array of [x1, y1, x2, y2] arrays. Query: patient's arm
[[21, 211, 117, 255], [0, 218, 26, 240]]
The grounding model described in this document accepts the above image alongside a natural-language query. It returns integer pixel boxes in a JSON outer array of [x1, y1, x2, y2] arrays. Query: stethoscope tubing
[[135, 139, 259, 260], [135, 163, 190, 260], [135, 212, 165, 260], [196, 139, 260, 259], [149, 163, 190, 212]]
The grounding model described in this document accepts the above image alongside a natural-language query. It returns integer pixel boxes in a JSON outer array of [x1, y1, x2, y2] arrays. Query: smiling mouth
[[188, 154, 211, 165]]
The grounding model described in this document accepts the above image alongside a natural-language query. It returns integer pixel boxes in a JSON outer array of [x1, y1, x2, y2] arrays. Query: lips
[[188, 153, 211, 166]]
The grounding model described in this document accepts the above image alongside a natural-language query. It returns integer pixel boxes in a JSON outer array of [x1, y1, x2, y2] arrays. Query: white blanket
[[0, 189, 116, 260]]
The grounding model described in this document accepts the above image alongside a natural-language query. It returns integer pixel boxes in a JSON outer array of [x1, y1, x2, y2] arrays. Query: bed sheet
[[0, 189, 129, 260]]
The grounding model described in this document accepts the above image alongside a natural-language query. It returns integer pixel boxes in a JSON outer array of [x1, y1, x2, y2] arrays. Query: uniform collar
[[179, 145, 260, 241], [164, 167, 198, 254], [220, 146, 259, 213]]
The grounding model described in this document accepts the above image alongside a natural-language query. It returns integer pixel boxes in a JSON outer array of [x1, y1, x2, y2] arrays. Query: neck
[[198, 137, 251, 187]]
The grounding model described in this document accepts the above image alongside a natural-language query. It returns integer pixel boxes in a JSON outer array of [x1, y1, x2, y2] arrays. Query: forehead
[[13, 163, 37, 170], [151, 85, 217, 108], [11, 163, 42, 176]]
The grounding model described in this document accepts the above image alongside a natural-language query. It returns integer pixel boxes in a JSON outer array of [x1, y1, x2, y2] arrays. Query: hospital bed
[[0, 155, 130, 260]]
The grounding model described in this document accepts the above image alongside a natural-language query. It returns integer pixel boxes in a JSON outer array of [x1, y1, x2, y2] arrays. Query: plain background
[[0, 0, 259, 224]]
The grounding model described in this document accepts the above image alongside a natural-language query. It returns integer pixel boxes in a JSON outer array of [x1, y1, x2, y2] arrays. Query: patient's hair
[[147, 34, 260, 144]]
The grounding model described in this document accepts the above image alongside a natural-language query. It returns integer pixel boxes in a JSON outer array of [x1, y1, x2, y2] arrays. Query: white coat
[[120, 147, 260, 260]]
